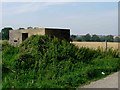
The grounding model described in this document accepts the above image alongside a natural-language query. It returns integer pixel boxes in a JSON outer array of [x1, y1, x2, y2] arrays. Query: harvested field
[[71, 42, 120, 50]]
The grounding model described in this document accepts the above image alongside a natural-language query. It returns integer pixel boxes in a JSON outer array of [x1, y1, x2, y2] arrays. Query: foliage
[[70, 35, 77, 40], [1, 27, 13, 40], [105, 35, 114, 42], [99, 36, 106, 42], [82, 34, 91, 41], [91, 34, 100, 42], [70, 34, 119, 42], [2, 35, 120, 88], [114, 36, 120, 42]]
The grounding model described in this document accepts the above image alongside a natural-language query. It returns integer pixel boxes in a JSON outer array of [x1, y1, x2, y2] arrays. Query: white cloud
[[2, 2, 68, 15]]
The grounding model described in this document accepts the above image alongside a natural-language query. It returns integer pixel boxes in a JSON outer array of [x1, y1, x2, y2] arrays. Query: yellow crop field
[[71, 42, 120, 50]]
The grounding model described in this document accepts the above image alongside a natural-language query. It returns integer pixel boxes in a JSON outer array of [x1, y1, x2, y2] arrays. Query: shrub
[[2, 35, 120, 88]]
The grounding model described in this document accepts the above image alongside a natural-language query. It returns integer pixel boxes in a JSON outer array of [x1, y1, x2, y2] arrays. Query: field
[[72, 42, 119, 50]]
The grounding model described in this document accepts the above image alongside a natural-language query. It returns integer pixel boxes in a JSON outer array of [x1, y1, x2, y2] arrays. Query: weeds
[[2, 35, 120, 88]]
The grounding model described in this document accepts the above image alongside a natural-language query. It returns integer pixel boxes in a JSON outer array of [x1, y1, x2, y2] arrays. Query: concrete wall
[[9, 30, 22, 46], [45, 28, 70, 41], [9, 28, 45, 46], [9, 28, 70, 46]]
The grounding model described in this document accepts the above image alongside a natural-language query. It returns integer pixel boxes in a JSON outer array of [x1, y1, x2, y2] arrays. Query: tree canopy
[[1, 27, 13, 40]]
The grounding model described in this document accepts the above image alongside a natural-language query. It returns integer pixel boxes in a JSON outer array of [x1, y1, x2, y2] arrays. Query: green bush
[[2, 35, 120, 88]]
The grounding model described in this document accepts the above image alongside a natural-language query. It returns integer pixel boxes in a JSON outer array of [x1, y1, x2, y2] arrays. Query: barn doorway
[[22, 33, 28, 41]]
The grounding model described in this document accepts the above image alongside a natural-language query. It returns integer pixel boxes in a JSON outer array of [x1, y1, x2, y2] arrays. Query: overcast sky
[[2, 2, 118, 35]]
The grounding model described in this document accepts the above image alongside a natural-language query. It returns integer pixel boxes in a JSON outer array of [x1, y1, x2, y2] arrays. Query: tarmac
[[77, 71, 119, 89]]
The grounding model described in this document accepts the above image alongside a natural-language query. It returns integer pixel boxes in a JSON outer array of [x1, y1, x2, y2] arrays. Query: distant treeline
[[70, 34, 120, 42]]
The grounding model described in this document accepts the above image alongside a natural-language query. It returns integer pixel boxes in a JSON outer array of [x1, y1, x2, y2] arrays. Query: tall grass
[[2, 35, 120, 88]]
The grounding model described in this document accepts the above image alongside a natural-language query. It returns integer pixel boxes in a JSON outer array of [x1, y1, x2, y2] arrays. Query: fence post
[[105, 40, 107, 51]]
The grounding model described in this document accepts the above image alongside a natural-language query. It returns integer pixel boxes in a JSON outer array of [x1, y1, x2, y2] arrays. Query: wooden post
[[105, 40, 107, 51]]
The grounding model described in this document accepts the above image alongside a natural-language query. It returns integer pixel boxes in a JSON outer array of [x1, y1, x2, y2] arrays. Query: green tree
[[100, 36, 106, 42], [83, 33, 91, 41], [114, 36, 120, 42], [71, 35, 77, 39], [91, 34, 100, 42], [105, 35, 114, 42], [76, 37, 82, 41], [70, 35, 77, 41], [1, 27, 13, 40]]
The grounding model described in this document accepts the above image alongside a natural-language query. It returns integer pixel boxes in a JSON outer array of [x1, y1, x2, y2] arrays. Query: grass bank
[[2, 35, 120, 88]]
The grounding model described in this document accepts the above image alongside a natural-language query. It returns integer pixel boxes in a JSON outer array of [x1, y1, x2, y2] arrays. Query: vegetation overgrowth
[[2, 35, 120, 88]]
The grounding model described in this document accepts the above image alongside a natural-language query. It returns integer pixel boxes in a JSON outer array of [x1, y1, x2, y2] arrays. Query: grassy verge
[[2, 35, 120, 88]]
